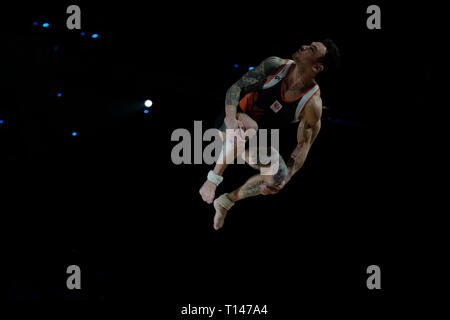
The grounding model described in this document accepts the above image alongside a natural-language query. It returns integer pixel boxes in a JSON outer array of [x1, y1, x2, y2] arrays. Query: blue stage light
[[72, 132, 77, 136], [144, 110, 149, 114], [57, 93, 62, 97], [42, 23, 50, 28], [0, 120, 4, 124], [234, 64, 239, 68], [33, 22, 40, 26], [91, 34, 99, 39], [80, 32, 85, 36], [248, 67, 254, 70]]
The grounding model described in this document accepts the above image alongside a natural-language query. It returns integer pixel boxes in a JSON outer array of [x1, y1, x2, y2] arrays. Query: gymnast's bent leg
[[212, 146, 289, 230]]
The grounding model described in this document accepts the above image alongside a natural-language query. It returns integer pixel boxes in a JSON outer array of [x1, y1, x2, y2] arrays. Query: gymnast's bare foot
[[199, 180, 217, 204], [213, 198, 229, 230]]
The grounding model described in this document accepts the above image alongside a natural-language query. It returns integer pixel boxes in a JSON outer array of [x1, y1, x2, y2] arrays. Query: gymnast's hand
[[224, 116, 245, 143]]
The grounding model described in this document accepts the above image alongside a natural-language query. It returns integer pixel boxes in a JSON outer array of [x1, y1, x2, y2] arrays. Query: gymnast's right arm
[[224, 56, 285, 129]]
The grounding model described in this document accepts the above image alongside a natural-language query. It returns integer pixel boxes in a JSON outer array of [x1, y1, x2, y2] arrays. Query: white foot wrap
[[217, 193, 234, 211], [207, 170, 224, 186]]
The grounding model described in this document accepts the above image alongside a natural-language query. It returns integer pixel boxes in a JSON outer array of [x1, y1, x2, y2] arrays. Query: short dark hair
[[318, 39, 341, 73]]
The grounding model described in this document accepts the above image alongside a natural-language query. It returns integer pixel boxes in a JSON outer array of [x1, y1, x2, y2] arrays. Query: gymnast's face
[[293, 41, 327, 69]]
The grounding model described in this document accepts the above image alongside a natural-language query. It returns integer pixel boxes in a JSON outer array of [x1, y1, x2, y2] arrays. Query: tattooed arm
[[255, 100, 321, 197], [225, 56, 285, 122], [286, 96, 322, 178]]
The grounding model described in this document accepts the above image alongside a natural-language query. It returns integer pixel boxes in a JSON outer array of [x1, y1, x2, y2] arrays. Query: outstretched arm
[[286, 97, 322, 179], [225, 56, 285, 120]]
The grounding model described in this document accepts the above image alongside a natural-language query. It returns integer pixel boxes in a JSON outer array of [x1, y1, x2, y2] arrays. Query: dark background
[[2, 0, 442, 316]]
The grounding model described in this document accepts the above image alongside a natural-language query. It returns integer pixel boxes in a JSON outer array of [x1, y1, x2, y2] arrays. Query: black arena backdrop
[[3, 0, 441, 316]]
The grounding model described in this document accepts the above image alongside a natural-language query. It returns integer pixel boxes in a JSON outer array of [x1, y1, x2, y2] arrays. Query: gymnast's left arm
[[286, 96, 322, 180]]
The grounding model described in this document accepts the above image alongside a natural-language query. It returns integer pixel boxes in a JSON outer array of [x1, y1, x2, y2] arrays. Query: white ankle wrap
[[217, 193, 234, 211], [207, 170, 224, 186]]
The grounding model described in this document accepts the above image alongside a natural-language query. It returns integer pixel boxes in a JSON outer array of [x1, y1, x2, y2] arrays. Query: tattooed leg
[[212, 151, 288, 230], [227, 155, 288, 202], [227, 174, 266, 201]]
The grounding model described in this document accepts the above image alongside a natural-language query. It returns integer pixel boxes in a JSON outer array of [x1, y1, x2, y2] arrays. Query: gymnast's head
[[292, 39, 341, 77]]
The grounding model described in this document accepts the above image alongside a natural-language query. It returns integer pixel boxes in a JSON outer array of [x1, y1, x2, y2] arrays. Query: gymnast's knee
[[265, 159, 289, 188]]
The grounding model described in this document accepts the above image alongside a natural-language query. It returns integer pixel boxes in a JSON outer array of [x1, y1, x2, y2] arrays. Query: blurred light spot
[[248, 67, 254, 70], [144, 100, 153, 107], [91, 33, 99, 39], [42, 23, 50, 28], [72, 132, 77, 136]]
